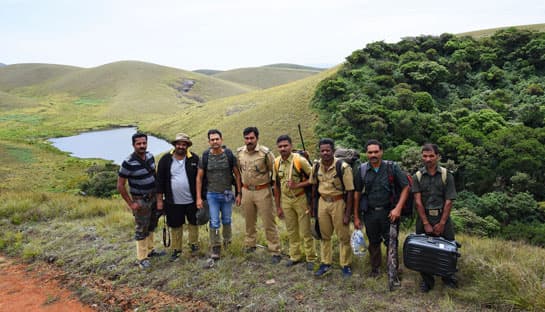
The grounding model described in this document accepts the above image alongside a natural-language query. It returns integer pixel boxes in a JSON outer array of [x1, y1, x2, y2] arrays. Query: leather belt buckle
[[373, 206, 384, 211], [428, 209, 440, 216]]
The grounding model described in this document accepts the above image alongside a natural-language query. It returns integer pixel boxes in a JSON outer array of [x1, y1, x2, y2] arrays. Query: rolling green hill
[[211, 64, 324, 89], [0, 63, 80, 91], [145, 67, 339, 154], [459, 22, 545, 38], [0, 61, 258, 122], [0, 90, 40, 111]]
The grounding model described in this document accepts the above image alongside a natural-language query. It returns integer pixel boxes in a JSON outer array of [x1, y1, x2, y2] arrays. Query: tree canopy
[[312, 28, 545, 201]]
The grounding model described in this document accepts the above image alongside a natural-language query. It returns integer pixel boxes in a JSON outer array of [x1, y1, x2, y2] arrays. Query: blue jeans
[[207, 192, 233, 229]]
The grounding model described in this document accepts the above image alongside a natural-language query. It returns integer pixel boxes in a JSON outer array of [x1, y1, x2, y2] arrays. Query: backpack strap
[[416, 167, 447, 185], [415, 170, 422, 183], [384, 160, 394, 187], [274, 156, 281, 174], [359, 162, 369, 193], [132, 152, 155, 177], [203, 148, 235, 171], [439, 166, 447, 185], [335, 159, 345, 191]]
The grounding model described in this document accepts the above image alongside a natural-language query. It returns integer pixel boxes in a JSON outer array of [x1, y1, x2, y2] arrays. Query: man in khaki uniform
[[310, 138, 354, 278], [237, 127, 282, 264], [273, 135, 317, 271]]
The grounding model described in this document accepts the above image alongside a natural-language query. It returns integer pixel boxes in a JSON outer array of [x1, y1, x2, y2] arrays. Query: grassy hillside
[[263, 63, 327, 71], [212, 64, 323, 89], [0, 61, 260, 137], [459, 22, 545, 38], [145, 67, 339, 155], [2, 23, 545, 311], [0, 90, 40, 111], [0, 63, 80, 91], [1, 139, 545, 310]]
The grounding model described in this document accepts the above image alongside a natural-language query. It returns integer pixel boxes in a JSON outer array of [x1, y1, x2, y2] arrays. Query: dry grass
[[458, 23, 545, 39]]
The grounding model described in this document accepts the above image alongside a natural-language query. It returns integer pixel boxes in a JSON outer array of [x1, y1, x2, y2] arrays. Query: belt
[[285, 189, 305, 198], [132, 193, 155, 201], [427, 209, 442, 216], [369, 206, 385, 211], [243, 183, 270, 191], [320, 194, 344, 202]]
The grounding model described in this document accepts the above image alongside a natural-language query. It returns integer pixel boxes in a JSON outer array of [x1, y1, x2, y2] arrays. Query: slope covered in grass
[[0, 63, 80, 91], [459, 23, 545, 38], [0, 61, 257, 119], [146, 67, 339, 154], [212, 64, 323, 89]]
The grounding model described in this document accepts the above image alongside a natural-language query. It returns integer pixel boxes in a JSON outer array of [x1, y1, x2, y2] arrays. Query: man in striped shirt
[[117, 132, 164, 269]]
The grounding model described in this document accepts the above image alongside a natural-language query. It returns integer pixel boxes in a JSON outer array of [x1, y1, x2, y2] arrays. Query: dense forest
[[311, 28, 545, 245]]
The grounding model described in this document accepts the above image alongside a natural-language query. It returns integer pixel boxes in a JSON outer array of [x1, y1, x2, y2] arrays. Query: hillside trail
[[0, 255, 211, 311], [0, 255, 93, 312]]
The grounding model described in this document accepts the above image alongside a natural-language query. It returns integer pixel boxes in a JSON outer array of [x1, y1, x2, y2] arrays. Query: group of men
[[117, 127, 457, 292]]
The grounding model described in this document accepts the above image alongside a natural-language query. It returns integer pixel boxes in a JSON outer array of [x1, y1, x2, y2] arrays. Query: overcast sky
[[2, 0, 544, 70]]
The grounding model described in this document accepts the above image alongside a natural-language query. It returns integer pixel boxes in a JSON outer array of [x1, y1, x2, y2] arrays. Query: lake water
[[49, 127, 172, 165]]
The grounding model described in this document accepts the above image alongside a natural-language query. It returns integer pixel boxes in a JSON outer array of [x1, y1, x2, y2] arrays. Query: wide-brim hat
[[171, 133, 193, 146]]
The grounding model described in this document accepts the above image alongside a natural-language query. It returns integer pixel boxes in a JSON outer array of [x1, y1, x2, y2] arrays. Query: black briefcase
[[403, 233, 461, 277]]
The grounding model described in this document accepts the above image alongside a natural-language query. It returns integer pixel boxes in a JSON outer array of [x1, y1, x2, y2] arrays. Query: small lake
[[49, 127, 172, 165]]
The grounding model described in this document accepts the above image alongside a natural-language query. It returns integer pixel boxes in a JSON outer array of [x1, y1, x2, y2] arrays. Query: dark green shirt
[[354, 160, 408, 208], [199, 152, 233, 193], [411, 166, 457, 210]]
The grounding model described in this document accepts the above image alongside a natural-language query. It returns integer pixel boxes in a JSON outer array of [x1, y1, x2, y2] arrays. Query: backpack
[[312, 160, 346, 193], [274, 153, 312, 205], [334, 148, 362, 181], [202, 147, 238, 193], [359, 160, 413, 217]]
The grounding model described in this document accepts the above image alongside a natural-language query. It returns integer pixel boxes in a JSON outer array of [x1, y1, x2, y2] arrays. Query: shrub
[[80, 164, 120, 198]]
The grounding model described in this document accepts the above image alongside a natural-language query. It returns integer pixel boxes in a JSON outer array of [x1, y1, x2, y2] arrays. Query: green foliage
[[501, 222, 545, 247], [80, 163, 120, 198], [312, 28, 545, 201], [451, 208, 500, 236]]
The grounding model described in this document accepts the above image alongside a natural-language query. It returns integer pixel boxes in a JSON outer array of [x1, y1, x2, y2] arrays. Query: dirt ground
[[0, 255, 93, 312], [0, 255, 211, 311]]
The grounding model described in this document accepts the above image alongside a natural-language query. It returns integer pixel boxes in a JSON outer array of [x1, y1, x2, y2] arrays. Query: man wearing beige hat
[[156, 133, 202, 261]]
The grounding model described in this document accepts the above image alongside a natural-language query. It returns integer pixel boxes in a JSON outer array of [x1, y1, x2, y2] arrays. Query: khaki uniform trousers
[[318, 197, 352, 267], [170, 224, 199, 251], [241, 187, 281, 254], [282, 194, 317, 262]]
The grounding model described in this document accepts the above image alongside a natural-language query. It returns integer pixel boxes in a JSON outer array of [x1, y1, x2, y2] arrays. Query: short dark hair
[[132, 132, 147, 144], [243, 127, 259, 139], [318, 138, 335, 150], [276, 134, 292, 144], [365, 139, 383, 151], [422, 143, 440, 155], [207, 129, 222, 139]]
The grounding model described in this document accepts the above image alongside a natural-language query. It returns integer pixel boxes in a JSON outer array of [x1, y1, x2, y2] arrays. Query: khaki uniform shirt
[[310, 158, 354, 196], [273, 153, 312, 196], [411, 166, 457, 210], [237, 143, 275, 186]]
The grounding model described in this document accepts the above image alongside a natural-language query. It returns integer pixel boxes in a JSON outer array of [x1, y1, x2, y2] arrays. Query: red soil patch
[[0, 256, 211, 311], [0, 256, 93, 312]]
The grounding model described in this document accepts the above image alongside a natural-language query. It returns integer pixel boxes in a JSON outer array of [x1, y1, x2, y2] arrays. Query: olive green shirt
[[411, 166, 457, 210], [354, 160, 408, 208]]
